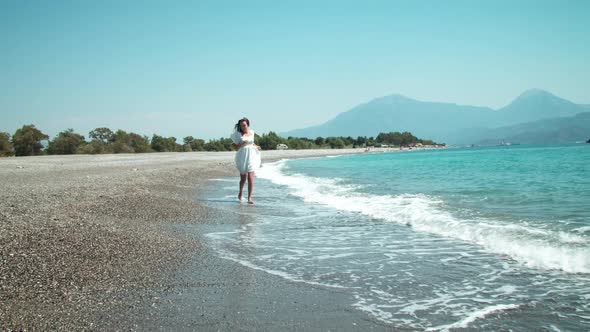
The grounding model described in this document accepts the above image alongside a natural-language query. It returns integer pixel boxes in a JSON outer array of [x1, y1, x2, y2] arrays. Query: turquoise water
[[205, 144, 590, 331]]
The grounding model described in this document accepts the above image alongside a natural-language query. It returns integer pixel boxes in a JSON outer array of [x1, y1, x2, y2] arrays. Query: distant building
[[276, 143, 289, 150]]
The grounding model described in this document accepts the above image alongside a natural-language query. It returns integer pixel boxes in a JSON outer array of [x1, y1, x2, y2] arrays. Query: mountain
[[284, 95, 498, 140], [474, 112, 590, 145], [282, 89, 589, 144], [495, 89, 587, 124]]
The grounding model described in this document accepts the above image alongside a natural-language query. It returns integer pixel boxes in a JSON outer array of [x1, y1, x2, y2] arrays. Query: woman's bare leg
[[247, 171, 255, 204], [238, 173, 247, 201]]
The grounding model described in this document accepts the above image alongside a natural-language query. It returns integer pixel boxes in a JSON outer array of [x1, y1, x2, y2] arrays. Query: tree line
[[0, 125, 443, 157]]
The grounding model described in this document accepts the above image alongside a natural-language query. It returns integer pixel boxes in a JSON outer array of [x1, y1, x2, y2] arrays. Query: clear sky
[[1, 0, 589, 140]]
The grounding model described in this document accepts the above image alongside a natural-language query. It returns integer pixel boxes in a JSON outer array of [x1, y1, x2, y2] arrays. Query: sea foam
[[257, 160, 590, 274]]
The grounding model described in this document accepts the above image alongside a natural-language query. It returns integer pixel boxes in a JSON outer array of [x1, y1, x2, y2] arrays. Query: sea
[[203, 144, 590, 331]]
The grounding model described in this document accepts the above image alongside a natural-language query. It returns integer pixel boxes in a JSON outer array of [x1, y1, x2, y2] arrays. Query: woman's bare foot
[[238, 193, 243, 201], [248, 199, 254, 205]]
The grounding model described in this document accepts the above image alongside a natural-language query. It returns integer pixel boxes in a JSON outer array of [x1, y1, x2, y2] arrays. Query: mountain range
[[282, 89, 590, 145]]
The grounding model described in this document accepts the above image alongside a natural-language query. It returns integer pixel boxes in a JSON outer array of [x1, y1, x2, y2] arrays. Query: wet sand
[[0, 150, 393, 330]]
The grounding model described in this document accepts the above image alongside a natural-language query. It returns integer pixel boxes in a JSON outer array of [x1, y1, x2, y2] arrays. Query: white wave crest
[[427, 304, 520, 331], [257, 161, 590, 274]]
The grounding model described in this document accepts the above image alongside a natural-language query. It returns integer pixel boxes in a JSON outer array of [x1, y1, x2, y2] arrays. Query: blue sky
[[1, 0, 589, 140]]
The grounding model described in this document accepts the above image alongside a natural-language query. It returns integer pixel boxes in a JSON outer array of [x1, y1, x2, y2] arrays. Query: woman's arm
[[233, 142, 246, 150]]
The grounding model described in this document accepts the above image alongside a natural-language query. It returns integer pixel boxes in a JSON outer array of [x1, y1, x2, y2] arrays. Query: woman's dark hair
[[235, 117, 250, 134]]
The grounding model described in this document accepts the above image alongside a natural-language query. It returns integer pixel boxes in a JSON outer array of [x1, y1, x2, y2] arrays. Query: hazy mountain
[[282, 89, 589, 144], [495, 89, 587, 124], [283, 95, 498, 141], [474, 112, 590, 145]]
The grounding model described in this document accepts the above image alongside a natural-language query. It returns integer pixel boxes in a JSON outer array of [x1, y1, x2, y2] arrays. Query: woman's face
[[240, 121, 249, 132]]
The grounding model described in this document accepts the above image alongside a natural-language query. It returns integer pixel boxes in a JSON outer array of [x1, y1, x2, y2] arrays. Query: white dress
[[232, 130, 261, 174]]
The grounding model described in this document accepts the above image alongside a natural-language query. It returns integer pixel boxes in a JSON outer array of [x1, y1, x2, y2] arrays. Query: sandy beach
[[0, 149, 393, 330]]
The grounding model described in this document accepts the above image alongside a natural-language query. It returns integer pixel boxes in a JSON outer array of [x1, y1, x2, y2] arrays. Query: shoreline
[[0, 149, 393, 330]]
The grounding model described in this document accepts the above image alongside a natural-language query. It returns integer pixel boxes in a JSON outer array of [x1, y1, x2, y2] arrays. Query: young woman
[[231, 117, 261, 204]]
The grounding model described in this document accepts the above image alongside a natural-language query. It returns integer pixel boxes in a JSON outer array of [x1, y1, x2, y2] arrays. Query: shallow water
[[204, 144, 590, 331]]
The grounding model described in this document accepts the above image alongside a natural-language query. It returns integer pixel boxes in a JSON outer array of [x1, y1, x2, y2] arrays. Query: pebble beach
[[0, 149, 386, 330]]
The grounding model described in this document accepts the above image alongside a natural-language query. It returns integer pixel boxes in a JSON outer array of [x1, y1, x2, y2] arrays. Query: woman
[[231, 117, 261, 204]]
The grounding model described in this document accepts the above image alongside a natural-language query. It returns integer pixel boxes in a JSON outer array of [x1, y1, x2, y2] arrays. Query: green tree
[[204, 138, 234, 151], [192, 139, 205, 151], [46, 129, 86, 155], [373, 131, 443, 146], [326, 137, 345, 149], [401, 131, 417, 145], [151, 134, 181, 152], [257, 131, 286, 150], [110, 130, 134, 153], [286, 137, 316, 149], [0, 132, 14, 157], [376, 131, 419, 146], [419, 139, 436, 145], [129, 133, 152, 153], [79, 127, 115, 154], [314, 136, 325, 146], [11, 124, 48, 156], [183, 136, 206, 152], [89, 127, 114, 144], [343, 136, 354, 147], [77, 140, 105, 154], [183, 136, 194, 152], [354, 136, 367, 147]]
